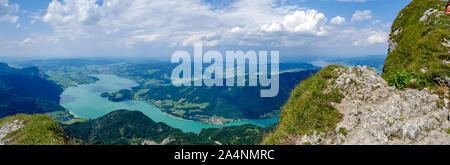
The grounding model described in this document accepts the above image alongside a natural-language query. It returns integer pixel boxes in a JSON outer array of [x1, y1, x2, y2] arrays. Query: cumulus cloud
[[351, 10, 372, 22], [38, 0, 335, 47], [261, 23, 282, 33], [11, 0, 387, 53], [351, 31, 387, 46], [42, 0, 229, 47], [330, 16, 346, 25], [230, 27, 245, 33], [43, 0, 103, 25], [367, 31, 388, 44], [0, 0, 19, 23], [261, 9, 328, 36]]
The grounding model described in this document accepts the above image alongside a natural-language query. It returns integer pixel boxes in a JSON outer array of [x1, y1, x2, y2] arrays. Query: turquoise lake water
[[60, 74, 279, 133]]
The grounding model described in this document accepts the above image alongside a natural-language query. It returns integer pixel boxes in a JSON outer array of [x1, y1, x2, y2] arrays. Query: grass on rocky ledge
[[0, 114, 72, 145], [263, 65, 344, 145], [383, 0, 449, 90]]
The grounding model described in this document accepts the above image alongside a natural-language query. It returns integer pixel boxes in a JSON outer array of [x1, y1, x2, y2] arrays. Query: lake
[[60, 74, 279, 133]]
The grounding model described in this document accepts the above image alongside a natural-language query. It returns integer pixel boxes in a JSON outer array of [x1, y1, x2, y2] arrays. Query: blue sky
[[0, 0, 412, 58]]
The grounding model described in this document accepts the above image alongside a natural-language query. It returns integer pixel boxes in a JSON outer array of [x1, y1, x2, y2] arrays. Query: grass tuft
[[263, 65, 344, 145]]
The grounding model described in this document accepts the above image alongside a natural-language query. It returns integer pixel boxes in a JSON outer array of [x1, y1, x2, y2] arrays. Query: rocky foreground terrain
[[0, 119, 25, 145], [0, 114, 71, 145], [296, 66, 449, 145]]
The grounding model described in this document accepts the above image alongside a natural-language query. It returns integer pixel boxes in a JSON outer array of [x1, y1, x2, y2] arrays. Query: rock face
[[295, 66, 449, 145], [141, 137, 175, 145], [0, 119, 25, 145], [419, 8, 439, 22]]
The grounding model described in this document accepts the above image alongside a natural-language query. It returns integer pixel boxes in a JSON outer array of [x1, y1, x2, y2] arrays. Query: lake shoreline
[[60, 74, 279, 133]]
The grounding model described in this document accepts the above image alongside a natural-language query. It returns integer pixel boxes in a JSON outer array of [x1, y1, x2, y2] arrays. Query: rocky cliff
[[263, 0, 449, 145]]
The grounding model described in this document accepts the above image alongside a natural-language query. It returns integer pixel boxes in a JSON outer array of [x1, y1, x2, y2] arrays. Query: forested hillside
[[63, 110, 275, 145], [0, 62, 65, 118]]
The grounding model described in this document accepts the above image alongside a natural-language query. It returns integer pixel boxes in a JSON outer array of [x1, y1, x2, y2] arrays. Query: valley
[[22, 59, 319, 125], [0, 58, 322, 145], [61, 74, 279, 133]]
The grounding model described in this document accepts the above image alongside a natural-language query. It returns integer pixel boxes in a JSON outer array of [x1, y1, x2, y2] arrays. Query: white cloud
[[133, 34, 160, 42], [181, 32, 221, 47], [351, 10, 372, 22], [330, 16, 346, 25], [279, 9, 327, 35], [261, 9, 328, 36], [230, 27, 244, 33], [371, 20, 380, 24], [261, 23, 283, 33], [350, 30, 388, 46], [367, 31, 388, 44], [305, 25, 389, 49], [0, 0, 19, 23], [20, 38, 31, 44], [38, 0, 335, 47], [10, 0, 387, 53], [42, 0, 227, 47]]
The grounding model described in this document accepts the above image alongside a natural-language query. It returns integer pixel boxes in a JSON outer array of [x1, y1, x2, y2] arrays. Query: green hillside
[[383, 0, 449, 90], [0, 62, 66, 118], [0, 114, 72, 145], [263, 65, 344, 144]]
